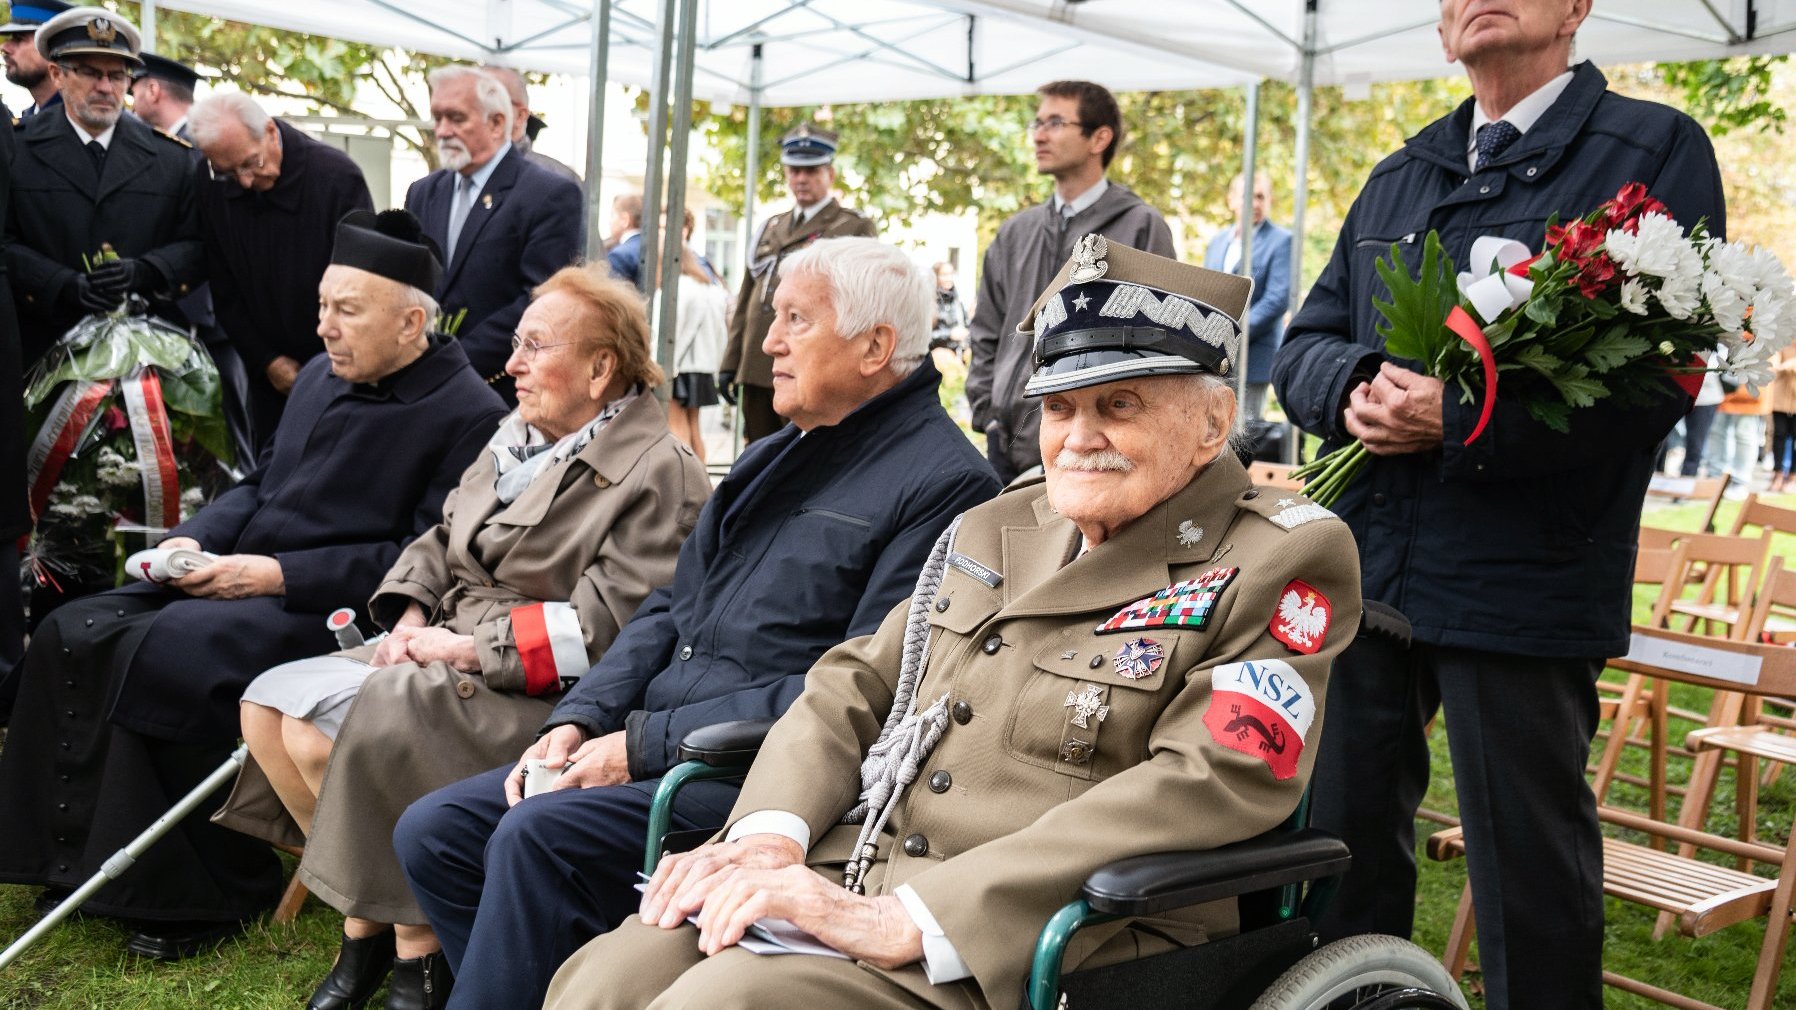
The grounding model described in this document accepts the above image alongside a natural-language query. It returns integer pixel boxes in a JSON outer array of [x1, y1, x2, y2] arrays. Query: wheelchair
[[642, 601, 1467, 1010]]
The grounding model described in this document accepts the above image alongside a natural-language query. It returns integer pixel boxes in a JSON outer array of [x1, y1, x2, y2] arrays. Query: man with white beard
[[405, 64, 582, 404]]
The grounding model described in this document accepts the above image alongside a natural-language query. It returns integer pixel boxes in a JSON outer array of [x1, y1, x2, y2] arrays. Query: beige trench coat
[[214, 393, 708, 922], [553, 453, 1362, 1009]]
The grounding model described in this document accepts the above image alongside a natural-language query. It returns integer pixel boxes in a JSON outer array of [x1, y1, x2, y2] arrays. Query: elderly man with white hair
[[542, 238, 1364, 1010], [479, 64, 583, 187], [392, 236, 999, 1010], [0, 210, 506, 961], [189, 90, 374, 444], [407, 64, 583, 404]]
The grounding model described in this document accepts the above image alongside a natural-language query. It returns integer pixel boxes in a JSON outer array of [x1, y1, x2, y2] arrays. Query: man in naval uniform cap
[[717, 122, 876, 443], [129, 51, 201, 141], [0, 208, 504, 961], [0, 0, 71, 117], [542, 237, 1364, 1010]]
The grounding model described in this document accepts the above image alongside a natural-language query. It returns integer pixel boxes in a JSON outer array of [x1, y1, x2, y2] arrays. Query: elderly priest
[[544, 238, 1364, 1010], [0, 210, 506, 961]]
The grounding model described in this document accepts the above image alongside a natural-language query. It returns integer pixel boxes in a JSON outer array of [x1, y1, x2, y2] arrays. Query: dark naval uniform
[[0, 339, 505, 927], [6, 108, 203, 366]]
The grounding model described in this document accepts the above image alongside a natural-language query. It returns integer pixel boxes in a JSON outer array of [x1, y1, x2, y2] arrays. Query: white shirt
[[1054, 176, 1109, 218], [460, 140, 513, 200], [66, 112, 116, 150], [1465, 66, 1576, 172]]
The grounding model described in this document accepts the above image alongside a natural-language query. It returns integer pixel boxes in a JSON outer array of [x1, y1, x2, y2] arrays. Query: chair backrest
[[1644, 474, 1730, 533], [1635, 526, 1685, 589], [1732, 493, 1796, 537], [1647, 529, 1775, 628], [1740, 555, 1796, 643], [1247, 461, 1305, 491], [1638, 525, 1685, 552]]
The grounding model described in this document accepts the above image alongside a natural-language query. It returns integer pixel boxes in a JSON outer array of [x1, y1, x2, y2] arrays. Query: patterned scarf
[[489, 389, 640, 503]]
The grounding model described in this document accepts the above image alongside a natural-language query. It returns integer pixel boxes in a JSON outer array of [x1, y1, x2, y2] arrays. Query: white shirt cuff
[[725, 810, 812, 851], [895, 884, 973, 984]]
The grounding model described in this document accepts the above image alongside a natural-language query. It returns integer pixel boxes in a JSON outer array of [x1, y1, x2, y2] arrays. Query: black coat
[[6, 110, 205, 365], [199, 120, 372, 373], [546, 359, 1000, 780], [1272, 63, 1726, 658], [405, 146, 583, 389], [109, 338, 506, 741], [0, 99, 25, 540]]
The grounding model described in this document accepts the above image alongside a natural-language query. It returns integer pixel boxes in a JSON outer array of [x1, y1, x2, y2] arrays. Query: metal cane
[[0, 744, 249, 971]]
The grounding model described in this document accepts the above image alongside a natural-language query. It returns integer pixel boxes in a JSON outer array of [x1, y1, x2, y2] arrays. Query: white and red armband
[[510, 602, 588, 696]]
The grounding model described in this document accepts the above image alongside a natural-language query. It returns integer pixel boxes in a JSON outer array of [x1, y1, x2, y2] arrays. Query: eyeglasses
[[58, 62, 131, 87], [1030, 116, 1086, 134], [209, 150, 266, 180], [510, 333, 579, 361]]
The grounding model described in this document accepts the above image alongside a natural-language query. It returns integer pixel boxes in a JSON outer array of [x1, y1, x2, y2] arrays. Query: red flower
[[102, 406, 127, 432], [1548, 219, 1605, 262]]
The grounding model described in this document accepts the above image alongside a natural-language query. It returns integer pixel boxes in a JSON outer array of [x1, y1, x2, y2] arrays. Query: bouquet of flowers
[[1293, 182, 1796, 506], [20, 298, 237, 598]]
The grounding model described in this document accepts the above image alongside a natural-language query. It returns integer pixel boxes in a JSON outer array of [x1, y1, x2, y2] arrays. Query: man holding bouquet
[[1271, 2, 1724, 1008]]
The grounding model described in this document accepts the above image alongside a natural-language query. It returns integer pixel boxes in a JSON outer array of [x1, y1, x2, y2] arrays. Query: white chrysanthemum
[[94, 446, 138, 487], [1657, 270, 1703, 320], [1702, 240, 1759, 333], [1606, 213, 1699, 280], [1619, 279, 1652, 316]]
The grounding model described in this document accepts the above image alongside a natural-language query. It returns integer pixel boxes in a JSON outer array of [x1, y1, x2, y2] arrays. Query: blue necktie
[[1474, 120, 1521, 171], [447, 175, 474, 262]]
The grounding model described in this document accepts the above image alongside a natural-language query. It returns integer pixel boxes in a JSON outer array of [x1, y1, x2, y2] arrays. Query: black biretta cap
[[331, 209, 443, 294]]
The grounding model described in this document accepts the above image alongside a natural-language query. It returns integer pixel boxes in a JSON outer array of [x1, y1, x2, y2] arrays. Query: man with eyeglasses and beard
[[4, 6, 202, 370], [406, 64, 583, 405], [0, 1, 70, 118]]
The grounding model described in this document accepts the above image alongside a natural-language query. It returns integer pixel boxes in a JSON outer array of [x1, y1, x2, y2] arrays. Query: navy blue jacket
[[405, 147, 583, 386], [606, 232, 642, 286], [1204, 218, 1292, 385], [1272, 63, 1724, 658], [545, 360, 1000, 779]]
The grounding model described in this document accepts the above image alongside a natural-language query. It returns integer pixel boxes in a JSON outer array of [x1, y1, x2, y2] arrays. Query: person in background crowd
[[0, 209, 506, 963], [479, 64, 583, 189], [929, 260, 967, 361], [1711, 358, 1770, 498], [605, 193, 645, 284], [393, 237, 998, 1010], [966, 79, 1175, 484], [0, 0, 69, 118], [1769, 347, 1796, 493], [406, 64, 583, 405], [1271, 1, 1725, 1006], [666, 208, 727, 463], [190, 91, 375, 446], [717, 124, 877, 444], [6, 7, 202, 370], [1203, 171, 1292, 421], [216, 265, 704, 1010], [0, 94, 25, 726], [1661, 365, 1723, 478], [127, 51, 197, 140]]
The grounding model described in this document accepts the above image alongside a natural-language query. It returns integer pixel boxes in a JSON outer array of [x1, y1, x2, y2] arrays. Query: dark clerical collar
[[353, 334, 446, 397]]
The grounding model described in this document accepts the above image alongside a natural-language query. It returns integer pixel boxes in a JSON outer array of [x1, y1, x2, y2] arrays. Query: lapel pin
[[482, 193, 493, 209], [1177, 520, 1204, 547]]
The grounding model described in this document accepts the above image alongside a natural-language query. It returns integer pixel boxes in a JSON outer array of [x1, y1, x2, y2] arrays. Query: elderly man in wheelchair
[[543, 240, 1464, 1010]]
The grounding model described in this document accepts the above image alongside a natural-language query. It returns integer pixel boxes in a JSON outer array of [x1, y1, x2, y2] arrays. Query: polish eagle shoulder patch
[[1269, 580, 1331, 655], [1204, 659, 1315, 780]]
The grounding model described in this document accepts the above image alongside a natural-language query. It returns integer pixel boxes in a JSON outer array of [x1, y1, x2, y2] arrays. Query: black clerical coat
[[0, 98, 26, 541]]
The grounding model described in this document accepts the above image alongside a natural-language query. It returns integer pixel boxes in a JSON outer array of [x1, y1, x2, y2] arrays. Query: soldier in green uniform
[[545, 239, 1364, 1010], [718, 124, 877, 443]]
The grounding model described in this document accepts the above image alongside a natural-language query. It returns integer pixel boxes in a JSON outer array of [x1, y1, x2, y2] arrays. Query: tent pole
[[742, 44, 763, 285], [1234, 79, 1259, 418], [654, 0, 700, 384], [1287, 0, 1318, 463], [584, 0, 612, 255], [141, 0, 157, 51], [639, 0, 678, 299]]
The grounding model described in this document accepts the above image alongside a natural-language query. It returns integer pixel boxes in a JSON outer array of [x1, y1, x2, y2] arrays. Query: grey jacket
[[966, 182, 1175, 478]]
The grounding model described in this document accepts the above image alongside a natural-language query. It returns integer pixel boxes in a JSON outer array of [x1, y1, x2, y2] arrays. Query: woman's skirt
[[671, 371, 719, 408]]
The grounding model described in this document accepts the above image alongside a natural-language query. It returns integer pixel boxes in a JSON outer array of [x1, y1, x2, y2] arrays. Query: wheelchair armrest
[[676, 718, 777, 767], [1078, 828, 1351, 916]]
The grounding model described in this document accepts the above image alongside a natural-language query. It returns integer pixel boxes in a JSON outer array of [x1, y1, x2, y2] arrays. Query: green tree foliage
[[1659, 55, 1788, 136]]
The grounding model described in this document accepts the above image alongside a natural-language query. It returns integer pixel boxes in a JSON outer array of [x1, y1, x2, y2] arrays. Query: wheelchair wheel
[[1247, 934, 1468, 1010]]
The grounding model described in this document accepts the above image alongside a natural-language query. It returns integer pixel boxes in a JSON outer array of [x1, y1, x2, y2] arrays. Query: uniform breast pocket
[[1004, 632, 1186, 781]]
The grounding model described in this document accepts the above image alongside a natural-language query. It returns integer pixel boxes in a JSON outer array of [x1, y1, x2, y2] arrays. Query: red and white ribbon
[[120, 370, 181, 535], [24, 379, 113, 522], [1456, 236, 1537, 324], [511, 601, 587, 696]]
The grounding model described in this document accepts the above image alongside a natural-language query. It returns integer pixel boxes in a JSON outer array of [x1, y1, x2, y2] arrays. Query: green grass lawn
[[2, 493, 1795, 1007]]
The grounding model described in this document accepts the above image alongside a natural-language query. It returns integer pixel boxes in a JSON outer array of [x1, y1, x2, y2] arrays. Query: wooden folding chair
[[1663, 529, 1776, 637], [1434, 626, 1796, 1010], [273, 843, 309, 923], [1644, 472, 1732, 532], [1729, 492, 1796, 538], [1246, 460, 1305, 490]]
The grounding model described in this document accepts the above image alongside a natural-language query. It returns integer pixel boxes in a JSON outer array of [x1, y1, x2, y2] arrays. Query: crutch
[[0, 744, 249, 970]]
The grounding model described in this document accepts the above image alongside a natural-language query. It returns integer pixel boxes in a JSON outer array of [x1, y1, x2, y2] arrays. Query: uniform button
[[64, 710, 74, 718], [58, 775, 70, 784], [679, 645, 694, 660], [928, 770, 952, 793], [59, 742, 69, 750], [57, 803, 68, 812], [65, 680, 76, 689], [55, 836, 66, 844], [57, 864, 67, 873], [84, 619, 93, 627], [1479, 185, 1491, 194], [61, 647, 71, 656], [116, 609, 125, 617], [1089, 655, 1103, 669], [1526, 166, 1538, 177], [934, 597, 950, 613], [1372, 492, 1387, 506], [981, 634, 1003, 655], [902, 833, 929, 857], [454, 680, 476, 699], [951, 700, 973, 724], [1243, 489, 1260, 500]]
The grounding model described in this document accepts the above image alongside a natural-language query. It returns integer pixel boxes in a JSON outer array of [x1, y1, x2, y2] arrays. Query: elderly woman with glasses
[[217, 264, 708, 1010]]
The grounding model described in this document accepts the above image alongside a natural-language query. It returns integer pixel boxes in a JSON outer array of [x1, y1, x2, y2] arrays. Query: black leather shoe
[[32, 886, 73, 918], [123, 918, 250, 961], [384, 950, 453, 1010], [308, 929, 396, 1010]]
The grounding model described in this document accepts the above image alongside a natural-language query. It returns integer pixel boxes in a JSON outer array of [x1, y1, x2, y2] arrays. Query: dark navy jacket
[[405, 147, 583, 387], [545, 359, 1000, 779], [1272, 63, 1724, 658]]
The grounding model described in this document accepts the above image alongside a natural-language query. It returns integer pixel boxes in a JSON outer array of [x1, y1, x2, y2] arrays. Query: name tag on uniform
[[948, 551, 1002, 588]]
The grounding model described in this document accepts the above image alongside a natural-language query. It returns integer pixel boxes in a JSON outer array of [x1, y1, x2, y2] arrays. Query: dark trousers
[[1681, 403, 1719, 477], [0, 541, 21, 723], [394, 765, 737, 1010], [738, 384, 784, 444], [1309, 636, 1603, 1010], [1773, 411, 1796, 475]]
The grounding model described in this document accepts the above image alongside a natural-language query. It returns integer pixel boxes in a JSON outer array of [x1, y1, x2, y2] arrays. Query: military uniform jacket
[[728, 454, 1361, 1007], [720, 198, 877, 388], [6, 110, 204, 365]]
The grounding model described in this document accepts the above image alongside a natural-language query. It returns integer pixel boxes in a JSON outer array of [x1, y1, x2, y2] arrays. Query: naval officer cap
[[780, 123, 838, 167], [35, 5, 141, 63], [1021, 235, 1254, 397], [0, 0, 70, 35], [331, 209, 444, 295], [132, 51, 201, 91]]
